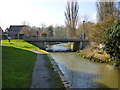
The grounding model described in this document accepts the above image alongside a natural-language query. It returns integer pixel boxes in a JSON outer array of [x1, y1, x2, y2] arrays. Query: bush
[[104, 20, 120, 66], [40, 32, 47, 37], [2, 34, 7, 39], [97, 51, 103, 54]]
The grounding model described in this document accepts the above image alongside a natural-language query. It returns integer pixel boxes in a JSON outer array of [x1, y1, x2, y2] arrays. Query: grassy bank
[[44, 55, 65, 89], [76, 45, 112, 64], [1, 39, 47, 54], [2, 46, 36, 88], [2, 39, 47, 88]]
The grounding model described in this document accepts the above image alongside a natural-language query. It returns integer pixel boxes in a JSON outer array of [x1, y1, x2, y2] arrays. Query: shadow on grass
[[10, 43, 14, 45]]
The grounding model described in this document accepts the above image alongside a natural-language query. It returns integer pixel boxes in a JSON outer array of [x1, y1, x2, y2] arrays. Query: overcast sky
[[0, 0, 98, 30]]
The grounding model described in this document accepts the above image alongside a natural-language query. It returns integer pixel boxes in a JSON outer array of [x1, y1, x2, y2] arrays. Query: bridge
[[24, 37, 89, 51]]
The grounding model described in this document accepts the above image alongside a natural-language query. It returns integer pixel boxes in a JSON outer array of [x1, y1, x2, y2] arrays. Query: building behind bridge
[[7, 25, 27, 39], [0, 27, 3, 40], [0, 27, 3, 34]]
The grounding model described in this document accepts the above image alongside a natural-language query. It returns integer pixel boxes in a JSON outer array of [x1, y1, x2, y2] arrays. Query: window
[[10, 31, 13, 33]]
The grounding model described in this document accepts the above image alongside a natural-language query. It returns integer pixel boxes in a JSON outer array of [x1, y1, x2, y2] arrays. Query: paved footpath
[[31, 54, 51, 88]]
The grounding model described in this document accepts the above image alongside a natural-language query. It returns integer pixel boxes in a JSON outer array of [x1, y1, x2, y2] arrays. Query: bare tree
[[40, 23, 46, 32], [64, 0, 79, 37], [54, 25, 66, 37], [20, 26, 36, 37], [21, 21, 30, 26], [78, 15, 89, 35], [96, 0, 115, 22]]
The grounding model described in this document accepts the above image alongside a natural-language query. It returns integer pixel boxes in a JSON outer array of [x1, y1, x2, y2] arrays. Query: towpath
[[31, 54, 51, 88]]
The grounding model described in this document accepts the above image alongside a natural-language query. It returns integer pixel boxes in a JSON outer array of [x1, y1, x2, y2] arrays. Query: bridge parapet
[[24, 36, 89, 51], [23, 36, 89, 42]]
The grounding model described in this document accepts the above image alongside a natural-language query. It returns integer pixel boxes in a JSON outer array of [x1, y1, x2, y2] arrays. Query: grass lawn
[[2, 46, 36, 88], [1, 39, 46, 88]]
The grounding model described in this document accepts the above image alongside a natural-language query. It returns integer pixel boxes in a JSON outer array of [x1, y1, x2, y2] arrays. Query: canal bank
[[31, 52, 71, 89], [47, 54, 72, 89], [63, 42, 120, 67], [76, 45, 120, 67], [50, 52, 120, 89], [46, 44, 120, 89]]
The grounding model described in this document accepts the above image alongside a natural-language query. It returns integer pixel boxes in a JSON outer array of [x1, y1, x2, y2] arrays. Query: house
[[0, 27, 3, 40], [8, 25, 27, 39], [0, 27, 3, 34]]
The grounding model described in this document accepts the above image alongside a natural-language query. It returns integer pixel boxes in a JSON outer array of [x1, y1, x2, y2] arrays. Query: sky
[[0, 0, 98, 30]]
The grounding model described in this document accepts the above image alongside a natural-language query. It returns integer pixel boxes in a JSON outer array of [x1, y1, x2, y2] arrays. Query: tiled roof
[[8, 25, 27, 31]]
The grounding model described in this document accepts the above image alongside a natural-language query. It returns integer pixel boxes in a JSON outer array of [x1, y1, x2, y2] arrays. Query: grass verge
[[1, 39, 47, 54], [44, 55, 65, 89], [2, 46, 36, 88]]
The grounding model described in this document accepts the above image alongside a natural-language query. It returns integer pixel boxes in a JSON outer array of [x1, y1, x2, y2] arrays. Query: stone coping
[[47, 54, 72, 89]]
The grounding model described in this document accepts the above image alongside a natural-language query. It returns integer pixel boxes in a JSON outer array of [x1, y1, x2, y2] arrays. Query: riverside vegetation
[[77, 20, 120, 67], [2, 40, 65, 88], [76, 47, 120, 67], [76, 45, 111, 64]]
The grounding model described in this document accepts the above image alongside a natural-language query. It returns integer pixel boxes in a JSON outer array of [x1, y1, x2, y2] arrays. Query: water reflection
[[51, 52, 119, 88], [47, 44, 119, 88], [46, 43, 70, 52], [57, 62, 100, 88]]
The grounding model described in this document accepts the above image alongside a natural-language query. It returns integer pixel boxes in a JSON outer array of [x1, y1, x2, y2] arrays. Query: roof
[[8, 25, 27, 31], [0, 27, 3, 34], [0, 27, 3, 30]]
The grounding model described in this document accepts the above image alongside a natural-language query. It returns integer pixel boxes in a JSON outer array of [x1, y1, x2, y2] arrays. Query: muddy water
[[47, 44, 120, 88]]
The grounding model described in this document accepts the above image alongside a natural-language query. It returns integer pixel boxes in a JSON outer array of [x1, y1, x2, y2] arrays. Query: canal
[[46, 44, 120, 88]]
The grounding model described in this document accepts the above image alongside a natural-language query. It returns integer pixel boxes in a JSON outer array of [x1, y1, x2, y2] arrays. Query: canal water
[[46, 44, 120, 88]]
